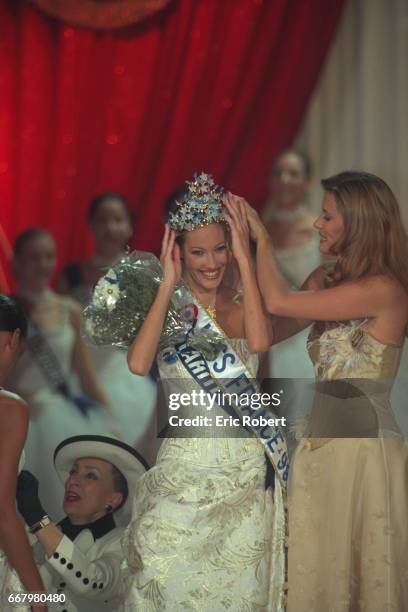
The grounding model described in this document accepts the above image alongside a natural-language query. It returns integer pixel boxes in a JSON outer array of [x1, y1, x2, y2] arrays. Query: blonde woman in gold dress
[[225, 171, 408, 612]]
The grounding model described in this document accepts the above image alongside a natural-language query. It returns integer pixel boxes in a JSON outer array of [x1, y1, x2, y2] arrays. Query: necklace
[[203, 293, 217, 320], [185, 280, 217, 319], [269, 204, 308, 223], [206, 305, 216, 320]]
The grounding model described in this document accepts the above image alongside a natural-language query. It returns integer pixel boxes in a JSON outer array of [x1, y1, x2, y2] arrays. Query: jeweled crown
[[167, 172, 225, 232]]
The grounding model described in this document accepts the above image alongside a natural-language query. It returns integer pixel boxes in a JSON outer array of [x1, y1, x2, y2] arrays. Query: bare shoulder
[[298, 213, 317, 231], [363, 275, 407, 303], [217, 287, 245, 336], [0, 392, 28, 426], [54, 295, 83, 328], [219, 286, 242, 305], [56, 294, 82, 314]]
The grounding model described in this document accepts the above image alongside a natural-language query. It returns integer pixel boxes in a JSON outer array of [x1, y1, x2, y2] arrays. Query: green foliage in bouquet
[[84, 252, 182, 348], [84, 251, 225, 360]]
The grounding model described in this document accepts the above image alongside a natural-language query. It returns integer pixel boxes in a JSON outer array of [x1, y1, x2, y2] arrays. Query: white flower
[[94, 270, 121, 311], [84, 317, 95, 337]]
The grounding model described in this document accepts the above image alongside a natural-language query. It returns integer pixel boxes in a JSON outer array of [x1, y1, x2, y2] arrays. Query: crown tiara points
[[167, 172, 225, 232]]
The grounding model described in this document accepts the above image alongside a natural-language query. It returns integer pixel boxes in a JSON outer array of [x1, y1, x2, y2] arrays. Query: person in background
[[259, 149, 320, 448], [17, 435, 148, 612], [262, 149, 320, 289], [58, 193, 133, 303], [0, 295, 46, 612], [58, 193, 157, 463], [8, 228, 114, 521]]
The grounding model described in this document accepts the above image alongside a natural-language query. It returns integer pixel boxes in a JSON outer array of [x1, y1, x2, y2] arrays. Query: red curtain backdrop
[[0, 0, 345, 278]]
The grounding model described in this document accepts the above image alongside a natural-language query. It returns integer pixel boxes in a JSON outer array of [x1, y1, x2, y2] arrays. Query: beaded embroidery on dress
[[121, 339, 286, 611], [287, 320, 408, 612]]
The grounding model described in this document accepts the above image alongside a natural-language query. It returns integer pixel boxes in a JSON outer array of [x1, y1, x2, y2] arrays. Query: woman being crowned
[[121, 173, 287, 611]]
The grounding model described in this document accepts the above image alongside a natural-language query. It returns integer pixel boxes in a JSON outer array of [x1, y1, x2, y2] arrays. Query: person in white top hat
[[16, 435, 148, 612]]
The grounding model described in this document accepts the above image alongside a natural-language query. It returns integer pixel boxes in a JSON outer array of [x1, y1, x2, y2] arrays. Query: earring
[[105, 504, 113, 513]]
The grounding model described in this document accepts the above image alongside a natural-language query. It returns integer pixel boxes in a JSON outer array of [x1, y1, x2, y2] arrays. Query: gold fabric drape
[[29, 0, 172, 29]]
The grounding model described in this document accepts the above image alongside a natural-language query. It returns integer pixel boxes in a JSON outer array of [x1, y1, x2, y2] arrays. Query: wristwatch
[[29, 515, 51, 534]]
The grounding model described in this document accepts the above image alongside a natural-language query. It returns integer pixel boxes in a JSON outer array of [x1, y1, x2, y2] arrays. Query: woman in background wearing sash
[[7, 228, 115, 522], [0, 295, 46, 612], [122, 174, 286, 611], [226, 171, 408, 611], [58, 193, 157, 461]]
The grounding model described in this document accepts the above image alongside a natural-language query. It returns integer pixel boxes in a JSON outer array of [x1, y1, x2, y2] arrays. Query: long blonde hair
[[322, 171, 408, 291]]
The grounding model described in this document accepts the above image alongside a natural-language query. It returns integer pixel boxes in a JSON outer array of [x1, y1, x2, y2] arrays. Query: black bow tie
[[58, 513, 115, 541]]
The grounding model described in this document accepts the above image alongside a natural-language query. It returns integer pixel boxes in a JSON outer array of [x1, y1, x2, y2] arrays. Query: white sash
[[163, 293, 289, 491]]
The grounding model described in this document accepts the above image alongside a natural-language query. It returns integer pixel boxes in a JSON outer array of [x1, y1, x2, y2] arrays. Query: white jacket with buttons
[[31, 526, 125, 612]]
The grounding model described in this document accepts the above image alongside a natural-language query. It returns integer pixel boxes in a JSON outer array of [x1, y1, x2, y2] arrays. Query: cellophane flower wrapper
[[83, 251, 225, 361]]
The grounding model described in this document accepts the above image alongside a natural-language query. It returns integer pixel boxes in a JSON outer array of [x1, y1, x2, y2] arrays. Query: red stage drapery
[[0, 0, 345, 276]]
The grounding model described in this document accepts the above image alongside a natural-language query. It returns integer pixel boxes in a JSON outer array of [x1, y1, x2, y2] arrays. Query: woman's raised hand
[[160, 225, 182, 288], [223, 193, 252, 264], [241, 200, 270, 244]]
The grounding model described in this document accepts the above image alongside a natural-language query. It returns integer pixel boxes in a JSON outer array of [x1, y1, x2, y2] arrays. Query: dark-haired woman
[[226, 170, 408, 611], [16, 435, 148, 612], [58, 193, 157, 461], [0, 295, 46, 612], [8, 229, 113, 521], [58, 193, 133, 302]]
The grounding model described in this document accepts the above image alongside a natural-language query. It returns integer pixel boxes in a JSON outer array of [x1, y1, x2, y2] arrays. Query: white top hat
[[54, 435, 149, 519]]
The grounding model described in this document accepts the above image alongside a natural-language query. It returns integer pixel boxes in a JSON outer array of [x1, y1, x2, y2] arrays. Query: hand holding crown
[[160, 225, 182, 289], [224, 193, 270, 244], [223, 193, 252, 265]]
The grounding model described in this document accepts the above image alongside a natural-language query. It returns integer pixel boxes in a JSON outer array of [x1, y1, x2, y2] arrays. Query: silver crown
[[167, 172, 225, 232]]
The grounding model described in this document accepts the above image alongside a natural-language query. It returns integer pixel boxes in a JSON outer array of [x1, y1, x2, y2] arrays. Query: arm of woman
[[68, 300, 110, 407], [239, 256, 274, 353], [223, 194, 273, 353], [269, 266, 327, 344], [245, 202, 403, 323], [128, 226, 181, 375], [0, 399, 46, 595], [35, 526, 122, 603]]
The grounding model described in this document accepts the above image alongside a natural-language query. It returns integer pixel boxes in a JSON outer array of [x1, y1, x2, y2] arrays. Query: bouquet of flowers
[[83, 251, 225, 360]]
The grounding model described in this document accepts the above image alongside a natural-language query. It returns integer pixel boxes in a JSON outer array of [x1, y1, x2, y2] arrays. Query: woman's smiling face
[[313, 193, 345, 255], [181, 223, 229, 291]]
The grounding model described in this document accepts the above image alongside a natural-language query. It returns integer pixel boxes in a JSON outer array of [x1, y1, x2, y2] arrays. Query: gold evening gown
[[287, 319, 408, 612]]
